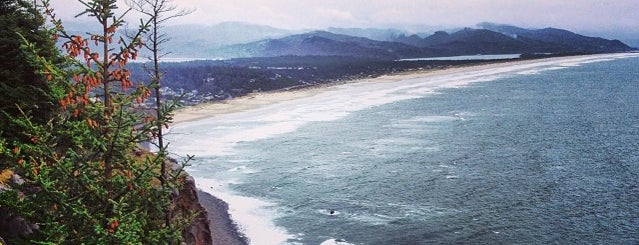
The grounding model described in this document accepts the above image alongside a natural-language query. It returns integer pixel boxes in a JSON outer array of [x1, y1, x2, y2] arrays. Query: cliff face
[[172, 174, 214, 245]]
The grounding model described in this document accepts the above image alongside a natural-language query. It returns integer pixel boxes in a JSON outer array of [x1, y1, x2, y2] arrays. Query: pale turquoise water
[[168, 54, 639, 244]]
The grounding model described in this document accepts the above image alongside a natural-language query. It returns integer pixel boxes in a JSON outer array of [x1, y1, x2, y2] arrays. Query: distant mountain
[[390, 24, 633, 57], [157, 22, 295, 58], [394, 28, 529, 55], [63, 21, 296, 58], [211, 24, 633, 60], [61, 21, 634, 60], [325, 27, 408, 41], [577, 28, 639, 49], [477, 22, 632, 53], [210, 31, 437, 59], [165, 22, 293, 48]]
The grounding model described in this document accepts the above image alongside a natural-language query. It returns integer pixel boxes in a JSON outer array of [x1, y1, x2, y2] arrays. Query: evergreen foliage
[[0, 0, 192, 243], [0, 0, 62, 140]]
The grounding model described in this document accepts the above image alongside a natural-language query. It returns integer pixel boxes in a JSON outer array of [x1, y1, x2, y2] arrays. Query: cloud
[[316, 8, 356, 22]]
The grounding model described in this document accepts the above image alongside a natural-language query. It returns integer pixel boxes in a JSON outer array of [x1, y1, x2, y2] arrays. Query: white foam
[[516, 66, 569, 75], [320, 239, 354, 245], [228, 166, 260, 174], [409, 116, 459, 123], [318, 209, 341, 216], [195, 178, 292, 245], [349, 213, 399, 226]]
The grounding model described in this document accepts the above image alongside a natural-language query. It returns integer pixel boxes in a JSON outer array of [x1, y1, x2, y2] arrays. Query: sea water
[[167, 53, 639, 244]]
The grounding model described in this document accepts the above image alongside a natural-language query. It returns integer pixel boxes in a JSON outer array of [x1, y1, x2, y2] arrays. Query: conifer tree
[[0, 0, 192, 243], [0, 0, 61, 141]]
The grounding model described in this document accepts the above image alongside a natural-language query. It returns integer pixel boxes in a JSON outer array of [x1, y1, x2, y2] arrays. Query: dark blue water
[[221, 57, 639, 244]]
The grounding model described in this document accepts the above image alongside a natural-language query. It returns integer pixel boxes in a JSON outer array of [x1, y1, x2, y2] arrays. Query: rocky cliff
[[171, 173, 214, 245]]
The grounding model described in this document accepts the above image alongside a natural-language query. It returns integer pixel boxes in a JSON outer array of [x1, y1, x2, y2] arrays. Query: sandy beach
[[170, 55, 603, 125]]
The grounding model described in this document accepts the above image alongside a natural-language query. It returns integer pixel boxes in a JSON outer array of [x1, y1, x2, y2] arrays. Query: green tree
[[0, 0, 192, 243], [0, 0, 62, 141]]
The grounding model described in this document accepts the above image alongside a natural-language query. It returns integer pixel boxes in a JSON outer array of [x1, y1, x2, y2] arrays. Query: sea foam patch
[[319, 239, 354, 245], [195, 178, 292, 245]]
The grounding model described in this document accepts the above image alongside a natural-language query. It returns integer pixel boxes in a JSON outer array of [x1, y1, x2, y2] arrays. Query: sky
[[50, 0, 638, 37]]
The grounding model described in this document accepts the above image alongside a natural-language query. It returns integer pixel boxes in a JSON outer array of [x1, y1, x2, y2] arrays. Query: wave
[[195, 178, 292, 245]]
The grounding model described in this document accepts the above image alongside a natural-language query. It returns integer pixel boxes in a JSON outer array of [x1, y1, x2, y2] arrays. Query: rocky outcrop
[[0, 173, 38, 240], [0, 206, 38, 240], [171, 174, 213, 245], [171, 160, 247, 245]]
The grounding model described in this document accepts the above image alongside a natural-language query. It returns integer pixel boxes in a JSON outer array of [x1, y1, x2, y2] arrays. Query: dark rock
[[171, 173, 213, 245], [0, 207, 36, 239]]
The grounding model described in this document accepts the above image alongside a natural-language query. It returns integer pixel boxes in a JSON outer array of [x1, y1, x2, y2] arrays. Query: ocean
[[167, 53, 639, 244]]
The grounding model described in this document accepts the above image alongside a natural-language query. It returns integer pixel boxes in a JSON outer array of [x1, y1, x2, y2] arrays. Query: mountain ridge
[[208, 24, 633, 59], [63, 21, 635, 59]]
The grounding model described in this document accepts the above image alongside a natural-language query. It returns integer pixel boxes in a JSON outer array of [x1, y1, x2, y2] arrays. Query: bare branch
[[125, 0, 194, 229]]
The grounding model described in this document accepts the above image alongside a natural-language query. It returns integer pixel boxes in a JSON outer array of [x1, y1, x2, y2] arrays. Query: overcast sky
[[50, 0, 638, 34]]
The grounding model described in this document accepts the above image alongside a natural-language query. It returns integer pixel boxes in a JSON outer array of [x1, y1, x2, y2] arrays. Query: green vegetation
[[0, 0, 61, 141], [0, 0, 191, 243]]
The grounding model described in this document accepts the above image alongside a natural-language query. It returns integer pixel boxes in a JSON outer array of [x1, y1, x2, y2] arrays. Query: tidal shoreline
[[170, 54, 614, 125], [196, 190, 249, 245], [172, 53, 637, 244]]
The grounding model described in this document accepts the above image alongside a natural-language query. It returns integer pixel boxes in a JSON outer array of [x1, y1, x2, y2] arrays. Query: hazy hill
[[325, 27, 408, 41], [165, 22, 292, 47], [477, 22, 632, 53], [63, 21, 295, 58], [390, 24, 632, 57], [210, 24, 632, 59], [62, 21, 633, 59], [211, 31, 436, 59], [394, 28, 530, 55], [158, 22, 296, 58]]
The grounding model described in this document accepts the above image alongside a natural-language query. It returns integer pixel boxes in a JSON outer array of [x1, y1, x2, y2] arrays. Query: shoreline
[[196, 190, 249, 245], [170, 54, 613, 125], [174, 52, 638, 244]]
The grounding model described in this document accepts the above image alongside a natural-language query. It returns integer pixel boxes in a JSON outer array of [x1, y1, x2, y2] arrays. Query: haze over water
[[167, 53, 639, 244]]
